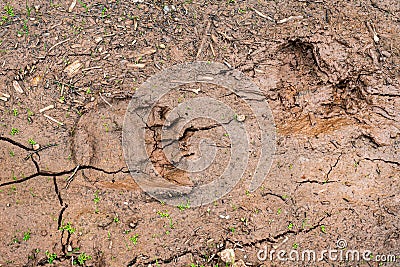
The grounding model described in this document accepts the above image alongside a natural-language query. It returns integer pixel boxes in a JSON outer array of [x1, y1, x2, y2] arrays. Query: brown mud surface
[[0, 0, 399, 266]]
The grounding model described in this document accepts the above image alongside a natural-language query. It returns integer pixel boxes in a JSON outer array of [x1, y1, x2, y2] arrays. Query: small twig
[[66, 165, 80, 189], [209, 43, 216, 57], [99, 92, 112, 107], [48, 38, 70, 52], [366, 21, 379, 43], [24, 143, 58, 160], [252, 8, 275, 22], [277, 15, 303, 24], [39, 105, 54, 113], [196, 21, 211, 59], [82, 66, 102, 72], [44, 114, 64, 126], [49, 22, 62, 30]]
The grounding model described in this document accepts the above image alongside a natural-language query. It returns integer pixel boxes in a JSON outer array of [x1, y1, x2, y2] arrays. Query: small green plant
[[113, 216, 119, 223], [74, 252, 92, 265], [59, 222, 76, 234], [229, 226, 235, 233], [177, 200, 190, 211], [9, 150, 15, 157], [28, 138, 37, 145], [320, 225, 327, 233], [12, 236, 20, 243], [1, 15, 8, 25], [23, 230, 31, 241], [10, 127, 19, 135], [354, 160, 359, 168], [129, 234, 139, 245], [12, 108, 18, 116], [103, 123, 109, 132], [93, 191, 100, 204], [168, 218, 174, 229], [45, 250, 57, 264], [277, 208, 282, 215], [293, 243, 299, 249], [27, 109, 34, 122], [157, 210, 170, 218], [288, 222, 294, 230], [4, 5, 15, 17], [101, 6, 108, 18], [26, 1, 33, 17], [85, 88, 91, 94], [22, 19, 29, 35], [77, 0, 89, 13]]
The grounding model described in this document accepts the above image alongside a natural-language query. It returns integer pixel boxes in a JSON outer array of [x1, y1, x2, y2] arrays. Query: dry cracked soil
[[0, 0, 399, 266]]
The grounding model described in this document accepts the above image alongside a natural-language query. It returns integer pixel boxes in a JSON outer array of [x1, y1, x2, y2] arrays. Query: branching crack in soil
[[261, 191, 289, 202], [131, 106, 234, 186], [0, 136, 33, 151], [242, 214, 330, 248], [128, 215, 331, 266], [0, 136, 128, 188], [363, 157, 400, 166]]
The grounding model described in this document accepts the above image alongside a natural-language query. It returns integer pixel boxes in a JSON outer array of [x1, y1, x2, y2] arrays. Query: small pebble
[[67, 245, 73, 252], [219, 248, 235, 263], [219, 214, 230, 219], [163, 5, 170, 14], [159, 43, 166, 49], [236, 114, 246, 122], [33, 144, 40, 150], [381, 51, 391, 58]]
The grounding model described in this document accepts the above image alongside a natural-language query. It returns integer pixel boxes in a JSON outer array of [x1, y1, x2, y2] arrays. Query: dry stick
[[82, 66, 102, 72], [252, 8, 275, 22], [196, 21, 212, 59], [44, 114, 64, 125], [209, 43, 216, 57], [65, 165, 80, 189], [48, 38, 70, 52], [99, 92, 112, 107]]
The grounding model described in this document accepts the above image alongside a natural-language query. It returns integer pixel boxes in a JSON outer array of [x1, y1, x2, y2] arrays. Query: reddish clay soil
[[0, 0, 399, 266]]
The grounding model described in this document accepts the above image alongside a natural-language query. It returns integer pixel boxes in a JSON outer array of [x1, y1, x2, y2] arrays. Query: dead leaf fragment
[[68, 0, 77, 12], [13, 80, 24, 93], [127, 63, 146, 68], [31, 76, 42, 86], [64, 60, 82, 77], [219, 249, 235, 263], [277, 15, 303, 24]]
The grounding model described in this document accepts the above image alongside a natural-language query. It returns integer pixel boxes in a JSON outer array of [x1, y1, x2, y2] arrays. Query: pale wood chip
[[64, 60, 82, 77], [13, 80, 23, 93]]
